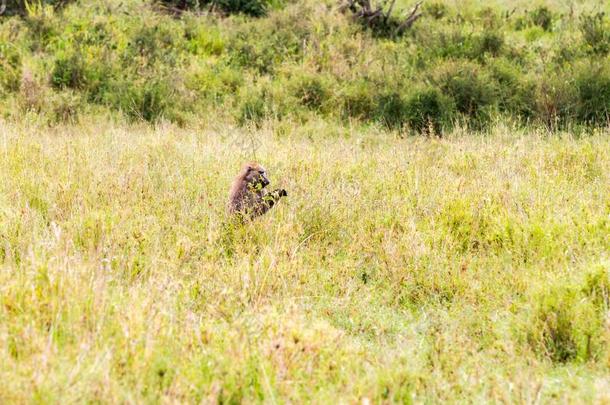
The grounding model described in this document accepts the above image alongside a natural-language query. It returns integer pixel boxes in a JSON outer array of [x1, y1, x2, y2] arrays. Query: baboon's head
[[242, 162, 270, 188]]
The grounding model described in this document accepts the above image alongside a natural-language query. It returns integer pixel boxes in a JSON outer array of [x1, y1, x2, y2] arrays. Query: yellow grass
[[0, 119, 609, 403]]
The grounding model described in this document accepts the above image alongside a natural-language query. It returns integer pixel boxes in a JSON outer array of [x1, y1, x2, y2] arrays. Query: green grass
[[0, 119, 608, 402]]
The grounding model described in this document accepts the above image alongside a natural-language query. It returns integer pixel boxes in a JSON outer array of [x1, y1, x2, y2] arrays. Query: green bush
[[126, 23, 185, 66], [403, 87, 454, 135], [526, 269, 608, 363], [534, 71, 578, 129], [341, 81, 376, 121], [433, 61, 496, 125], [575, 63, 610, 124], [580, 12, 609, 55], [515, 7, 554, 32], [582, 265, 610, 309], [529, 6, 553, 31], [227, 4, 312, 74], [0, 42, 22, 93], [291, 73, 330, 111], [105, 77, 178, 123], [425, 2, 447, 20], [0, 0, 74, 16], [0, 0, 608, 131], [488, 58, 536, 120], [156, 0, 278, 17], [475, 30, 504, 57], [51, 52, 85, 89], [374, 92, 408, 129], [237, 86, 268, 126]]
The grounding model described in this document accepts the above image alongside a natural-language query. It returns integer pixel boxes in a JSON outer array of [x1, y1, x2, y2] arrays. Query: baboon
[[228, 162, 287, 220]]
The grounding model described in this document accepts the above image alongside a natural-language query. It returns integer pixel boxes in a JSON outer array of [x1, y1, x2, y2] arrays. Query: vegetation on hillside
[[0, 0, 609, 131]]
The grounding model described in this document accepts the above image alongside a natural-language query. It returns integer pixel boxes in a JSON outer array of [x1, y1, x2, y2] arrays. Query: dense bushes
[[156, 0, 277, 17], [0, 0, 608, 131], [580, 12, 609, 55], [524, 266, 609, 363], [0, 0, 75, 16]]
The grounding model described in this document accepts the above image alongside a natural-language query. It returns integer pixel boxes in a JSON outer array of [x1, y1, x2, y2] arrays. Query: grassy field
[[0, 119, 608, 403]]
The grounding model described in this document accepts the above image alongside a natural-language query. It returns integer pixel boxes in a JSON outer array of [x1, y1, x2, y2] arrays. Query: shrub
[[488, 58, 536, 120], [237, 86, 268, 126], [341, 81, 376, 121], [0, 42, 22, 93], [374, 92, 408, 129], [526, 269, 608, 363], [529, 6, 553, 31], [403, 87, 454, 134], [432, 61, 496, 125], [425, 2, 447, 20], [226, 5, 311, 74], [582, 265, 610, 309], [126, 22, 185, 66], [290, 73, 330, 111], [575, 63, 610, 124], [51, 52, 85, 89], [475, 30, 504, 57], [49, 90, 81, 123], [156, 0, 277, 17], [0, 0, 74, 16], [105, 77, 178, 123], [514, 7, 554, 32], [528, 287, 600, 362], [534, 71, 578, 129], [580, 12, 609, 56]]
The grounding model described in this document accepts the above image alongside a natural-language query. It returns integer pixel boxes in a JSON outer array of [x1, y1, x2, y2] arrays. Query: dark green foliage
[[532, 63, 610, 129], [488, 58, 536, 119], [0, 0, 74, 16], [214, 0, 274, 17], [526, 269, 608, 363], [535, 72, 579, 129], [575, 64, 610, 124], [433, 61, 495, 125], [127, 23, 185, 66], [425, 2, 447, 20], [579, 12, 609, 55], [292, 74, 330, 111], [475, 30, 504, 56], [375, 92, 408, 129], [529, 7, 553, 31], [514, 7, 554, 31], [0, 42, 22, 92], [106, 77, 178, 123], [157, 0, 276, 17], [403, 87, 454, 134], [237, 87, 267, 126], [51, 53, 85, 89], [0, 0, 608, 129], [227, 7, 310, 74], [341, 81, 376, 121]]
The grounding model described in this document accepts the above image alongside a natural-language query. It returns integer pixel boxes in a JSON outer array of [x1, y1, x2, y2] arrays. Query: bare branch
[[395, 1, 423, 34], [341, 0, 423, 35], [384, 0, 397, 23]]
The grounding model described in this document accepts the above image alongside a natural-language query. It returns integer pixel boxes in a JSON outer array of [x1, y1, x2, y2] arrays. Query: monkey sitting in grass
[[228, 162, 287, 220]]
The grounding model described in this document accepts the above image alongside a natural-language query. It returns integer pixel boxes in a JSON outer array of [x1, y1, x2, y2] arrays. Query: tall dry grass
[[0, 119, 608, 402]]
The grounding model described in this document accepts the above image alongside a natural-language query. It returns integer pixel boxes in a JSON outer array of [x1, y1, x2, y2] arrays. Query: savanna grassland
[[1, 0, 610, 403], [1, 121, 609, 403]]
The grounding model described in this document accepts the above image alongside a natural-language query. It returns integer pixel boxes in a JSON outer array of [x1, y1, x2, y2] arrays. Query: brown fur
[[228, 162, 287, 220]]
